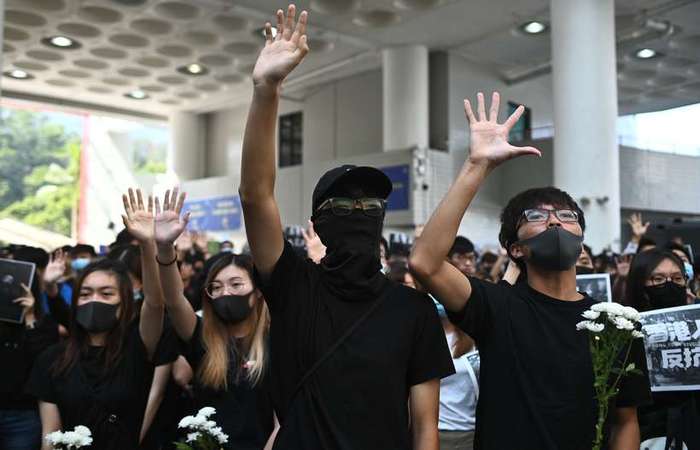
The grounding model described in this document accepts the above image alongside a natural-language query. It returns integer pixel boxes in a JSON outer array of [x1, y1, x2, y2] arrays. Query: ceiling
[[1, 0, 700, 118]]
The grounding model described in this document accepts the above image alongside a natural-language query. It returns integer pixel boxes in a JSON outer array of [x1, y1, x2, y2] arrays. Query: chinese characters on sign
[[183, 196, 242, 232], [640, 304, 700, 391]]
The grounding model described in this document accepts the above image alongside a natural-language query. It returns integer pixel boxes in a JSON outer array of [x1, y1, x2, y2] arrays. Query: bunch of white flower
[[576, 302, 645, 338], [45, 425, 93, 449], [176, 407, 229, 450]]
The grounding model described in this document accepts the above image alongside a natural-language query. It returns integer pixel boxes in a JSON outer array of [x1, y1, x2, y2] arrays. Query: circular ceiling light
[[177, 63, 209, 76], [42, 35, 82, 49], [4, 69, 33, 79], [125, 90, 148, 100], [634, 48, 659, 59], [520, 21, 547, 34]]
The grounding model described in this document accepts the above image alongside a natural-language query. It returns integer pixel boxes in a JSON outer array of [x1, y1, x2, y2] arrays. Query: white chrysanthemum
[[197, 407, 215, 418], [178, 415, 195, 429], [45, 431, 64, 445], [582, 310, 601, 320], [621, 306, 642, 322], [591, 302, 626, 317], [202, 420, 217, 431], [632, 330, 645, 339], [189, 415, 206, 428], [577, 320, 605, 333], [63, 431, 88, 447], [73, 425, 91, 438], [611, 316, 635, 331], [186, 432, 201, 443], [210, 426, 229, 444]]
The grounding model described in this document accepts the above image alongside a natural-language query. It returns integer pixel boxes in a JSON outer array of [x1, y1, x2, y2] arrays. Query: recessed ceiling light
[[4, 69, 33, 79], [177, 63, 209, 76], [520, 21, 547, 35], [41, 35, 82, 49], [635, 48, 659, 59], [125, 90, 148, 100]]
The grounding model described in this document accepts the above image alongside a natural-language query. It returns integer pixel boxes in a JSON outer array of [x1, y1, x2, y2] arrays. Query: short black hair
[[499, 187, 585, 270], [71, 244, 96, 258], [448, 236, 475, 258], [665, 241, 691, 262], [111, 229, 136, 248], [638, 236, 656, 251], [582, 244, 593, 259], [13, 246, 49, 269], [106, 244, 142, 283]]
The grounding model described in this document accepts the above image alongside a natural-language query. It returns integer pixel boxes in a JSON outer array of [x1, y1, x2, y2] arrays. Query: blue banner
[[380, 164, 410, 211], [183, 195, 242, 231]]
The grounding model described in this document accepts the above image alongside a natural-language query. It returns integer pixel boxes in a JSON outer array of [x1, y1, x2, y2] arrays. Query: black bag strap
[[288, 285, 393, 406]]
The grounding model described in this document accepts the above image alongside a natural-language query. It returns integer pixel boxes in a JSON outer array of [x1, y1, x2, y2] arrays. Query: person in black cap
[[238, 5, 454, 450]]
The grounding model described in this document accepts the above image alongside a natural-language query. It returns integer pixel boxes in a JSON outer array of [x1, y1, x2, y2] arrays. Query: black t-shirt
[[0, 317, 60, 410], [446, 277, 651, 450], [27, 321, 178, 450], [255, 241, 455, 450], [180, 317, 274, 450]]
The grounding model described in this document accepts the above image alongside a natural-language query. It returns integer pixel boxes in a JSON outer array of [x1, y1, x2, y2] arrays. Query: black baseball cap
[[312, 165, 393, 212]]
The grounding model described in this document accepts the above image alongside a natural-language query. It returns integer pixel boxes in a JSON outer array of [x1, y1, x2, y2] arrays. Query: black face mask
[[210, 293, 253, 324], [576, 266, 595, 275], [312, 208, 387, 299], [517, 227, 583, 271], [644, 282, 686, 310], [75, 302, 119, 333]]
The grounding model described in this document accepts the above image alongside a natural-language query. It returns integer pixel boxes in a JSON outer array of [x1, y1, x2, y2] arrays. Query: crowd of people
[[2, 4, 700, 450]]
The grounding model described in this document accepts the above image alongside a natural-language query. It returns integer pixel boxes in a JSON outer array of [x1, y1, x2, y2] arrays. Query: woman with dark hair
[[27, 190, 174, 450], [151, 188, 277, 450], [624, 248, 700, 448]]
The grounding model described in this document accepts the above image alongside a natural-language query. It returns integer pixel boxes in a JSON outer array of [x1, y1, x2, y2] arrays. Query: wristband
[[155, 253, 178, 266]]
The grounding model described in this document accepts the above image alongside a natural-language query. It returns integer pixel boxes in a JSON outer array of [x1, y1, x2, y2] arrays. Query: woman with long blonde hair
[[150, 187, 277, 450]]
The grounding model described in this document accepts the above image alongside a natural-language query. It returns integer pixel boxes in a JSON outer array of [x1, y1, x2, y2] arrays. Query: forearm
[[156, 244, 197, 341], [140, 364, 171, 443], [412, 421, 439, 450], [412, 162, 491, 275], [610, 408, 640, 450], [139, 240, 165, 359], [239, 84, 281, 202]]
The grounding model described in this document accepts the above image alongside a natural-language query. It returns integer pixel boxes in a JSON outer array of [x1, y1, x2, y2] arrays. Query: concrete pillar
[[551, 0, 621, 252], [382, 45, 429, 151], [0, 1, 5, 97], [168, 112, 206, 181]]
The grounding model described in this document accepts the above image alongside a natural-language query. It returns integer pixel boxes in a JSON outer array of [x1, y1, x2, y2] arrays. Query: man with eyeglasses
[[448, 236, 478, 278], [410, 91, 651, 450], [238, 5, 454, 450]]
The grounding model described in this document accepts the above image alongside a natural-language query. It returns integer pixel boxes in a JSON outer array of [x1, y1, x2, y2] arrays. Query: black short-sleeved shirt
[[180, 317, 274, 450], [27, 321, 178, 450], [446, 277, 652, 450], [255, 241, 455, 450]]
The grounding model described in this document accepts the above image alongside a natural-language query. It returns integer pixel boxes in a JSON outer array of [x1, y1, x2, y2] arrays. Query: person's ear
[[510, 242, 526, 260]]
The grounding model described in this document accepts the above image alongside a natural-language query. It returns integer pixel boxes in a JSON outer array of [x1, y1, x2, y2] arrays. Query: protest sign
[[576, 273, 612, 303], [0, 258, 35, 324]]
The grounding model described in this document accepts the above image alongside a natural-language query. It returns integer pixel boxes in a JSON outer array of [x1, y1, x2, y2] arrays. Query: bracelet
[[155, 253, 178, 266]]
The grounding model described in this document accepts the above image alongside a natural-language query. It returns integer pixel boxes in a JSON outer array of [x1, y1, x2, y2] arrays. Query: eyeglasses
[[521, 208, 579, 224], [648, 274, 687, 287], [316, 197, 386, 217], [205, 280, 246, 298]]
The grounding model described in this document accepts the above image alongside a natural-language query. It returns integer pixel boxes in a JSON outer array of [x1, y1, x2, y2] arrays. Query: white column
[[382, 45, 429, 152], [0, 1, 5, 97], [551, 0, 621, 252], [168, 112, 206, 181]]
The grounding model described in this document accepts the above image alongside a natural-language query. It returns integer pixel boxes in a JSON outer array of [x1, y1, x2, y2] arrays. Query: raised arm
[[239, 4, 309, 278], [152, 188, 198, 342], [409, 92, 540, 312], [122, 188, 164, 360]]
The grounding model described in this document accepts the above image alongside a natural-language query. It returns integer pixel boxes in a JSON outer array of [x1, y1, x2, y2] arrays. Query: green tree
[[0, 110, 81, 235]]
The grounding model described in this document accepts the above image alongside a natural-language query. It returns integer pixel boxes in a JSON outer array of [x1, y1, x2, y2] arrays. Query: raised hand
[[154, 187, 190, 246], [44, 249, 66, 284], [252, 4, 309, 89], [626, 213, 649, 240], [301, 220, 326, 264], [122, 188, 155, 244], [14, 283, 36, 325], [464, 92, 541, 168]]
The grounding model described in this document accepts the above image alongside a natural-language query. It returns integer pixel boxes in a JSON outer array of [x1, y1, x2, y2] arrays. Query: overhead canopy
[[0, 218, 74, 250]]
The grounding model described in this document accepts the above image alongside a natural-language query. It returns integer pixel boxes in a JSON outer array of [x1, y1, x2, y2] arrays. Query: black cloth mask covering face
[[75, 302, 120, 333], [576, 266, 595, 275], [517, 227, 584, 271], [209, 292, 254, 324], [644, 281, 687, 310], [311, 208, 388, 300]]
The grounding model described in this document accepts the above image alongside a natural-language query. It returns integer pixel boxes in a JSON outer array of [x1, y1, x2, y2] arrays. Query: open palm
[[154, 187, 190, 246], [252, 5, 309, 88], [122, 188, 155, 243], [464, 92, 541, 168]]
